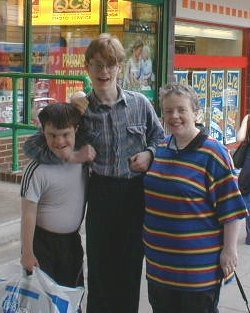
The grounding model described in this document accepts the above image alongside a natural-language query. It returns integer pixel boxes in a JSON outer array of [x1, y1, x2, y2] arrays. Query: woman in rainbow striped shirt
[[143, 83, 248, 313]]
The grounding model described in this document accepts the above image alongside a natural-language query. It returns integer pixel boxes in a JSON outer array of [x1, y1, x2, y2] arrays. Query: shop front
[[0, 0, 167, 128], [0, 0, 169, 172], [174, 0, 250, 149]]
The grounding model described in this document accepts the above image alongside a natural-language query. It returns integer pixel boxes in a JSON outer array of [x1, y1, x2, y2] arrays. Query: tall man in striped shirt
[[23, 33, 165, 313]]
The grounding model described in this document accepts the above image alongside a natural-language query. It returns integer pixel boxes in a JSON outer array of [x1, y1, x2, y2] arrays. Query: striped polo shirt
[[143, 133, 248, 291]]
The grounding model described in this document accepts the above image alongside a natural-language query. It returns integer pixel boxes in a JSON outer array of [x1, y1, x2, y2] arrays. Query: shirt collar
[[168, 129, 208, 152], [88, 85, 127, 112]]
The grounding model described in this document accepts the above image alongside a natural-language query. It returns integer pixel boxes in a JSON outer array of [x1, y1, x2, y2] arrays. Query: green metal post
[[100, 0, 108, 33], [12, 78, 19, 172], [24, 0, 33, 124], [83, 75, 92, 93]]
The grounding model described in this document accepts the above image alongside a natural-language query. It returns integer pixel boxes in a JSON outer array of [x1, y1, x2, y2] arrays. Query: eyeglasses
[[88, 61, 117, 73]]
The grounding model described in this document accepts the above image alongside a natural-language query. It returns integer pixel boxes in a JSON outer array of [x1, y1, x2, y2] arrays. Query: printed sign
[[47, 47, 87, 102], [174, 71, 189, 85], [19, 0, 131, 25], [192, 71, 207, 126], [225, 70, 240, 144], [210, 71, 224, 143]]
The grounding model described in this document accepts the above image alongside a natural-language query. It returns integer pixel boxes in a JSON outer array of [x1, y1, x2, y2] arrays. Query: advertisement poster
[[174, 71, 188, 85], [47, 47, 87, 102], [0, 90, 23, 130], [225, 70, 240, 144], [210, 71, 224, 143], [192, 71, 207, 126], [122, 18, 158, 106]]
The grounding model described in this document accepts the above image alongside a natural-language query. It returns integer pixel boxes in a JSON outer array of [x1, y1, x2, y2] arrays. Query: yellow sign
[[18, 0, 132, 26], [32, 0, 100, 25], [107, 0, 132, 25]]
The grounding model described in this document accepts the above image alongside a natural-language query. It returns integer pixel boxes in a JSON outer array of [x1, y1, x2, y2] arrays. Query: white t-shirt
[[21, 161, 88, 233]]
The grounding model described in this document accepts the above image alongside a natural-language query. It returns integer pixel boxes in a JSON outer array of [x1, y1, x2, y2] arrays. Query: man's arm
[[130, 99, 164, 173], [20, 198, 40, 272], [23, 131, 62, 164], [145, 102, 165, 154], [24, 129, 95, 164]]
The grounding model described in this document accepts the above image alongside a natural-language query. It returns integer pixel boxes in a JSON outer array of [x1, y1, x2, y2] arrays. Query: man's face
[[86, 53, 121, 93], [43, 123, 76, 161]]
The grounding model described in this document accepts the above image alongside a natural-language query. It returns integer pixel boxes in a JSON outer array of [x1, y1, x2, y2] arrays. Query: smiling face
[[162, 94, 198, 141], [86, 52, 121, 93], [43, 123, 76, 161]]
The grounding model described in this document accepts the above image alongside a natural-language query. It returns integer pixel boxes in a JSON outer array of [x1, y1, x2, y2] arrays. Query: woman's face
[[134, 46, 143, 60], [162, 94, 197, 139]]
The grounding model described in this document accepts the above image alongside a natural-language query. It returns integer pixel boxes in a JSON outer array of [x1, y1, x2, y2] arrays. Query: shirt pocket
[[126, 125, 147, 154]]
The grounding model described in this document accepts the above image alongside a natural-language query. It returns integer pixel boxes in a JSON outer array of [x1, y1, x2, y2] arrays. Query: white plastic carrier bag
[[0, 262, 84, 313]]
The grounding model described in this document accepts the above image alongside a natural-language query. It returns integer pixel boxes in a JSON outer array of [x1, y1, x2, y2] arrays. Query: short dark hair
[[38, 103, 81, 130]]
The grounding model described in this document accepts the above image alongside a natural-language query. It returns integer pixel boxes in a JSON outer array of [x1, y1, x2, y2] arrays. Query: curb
[[0, 218, 20, 246]]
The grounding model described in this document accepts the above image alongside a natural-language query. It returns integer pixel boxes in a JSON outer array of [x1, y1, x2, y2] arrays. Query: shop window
[[0, 0, 24, 131], [175, 21, 243, 56], [29, 0, 101, 117], [108, 1, 160, 109]]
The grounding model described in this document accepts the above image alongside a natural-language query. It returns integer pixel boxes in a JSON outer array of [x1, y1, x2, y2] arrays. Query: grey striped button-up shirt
[[77, 86, 164, 178], [23, 86, 165, 178]]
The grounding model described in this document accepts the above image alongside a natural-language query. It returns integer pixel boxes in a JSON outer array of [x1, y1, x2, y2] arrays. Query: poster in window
[[122, 18, 157, 105], [0, 90, 23, 130], [192, 71, 207, 126], [225, 70, 240, 144], [210, 71, 224, 143], [47, 47, 87, 102], [174, 71, 189, 85]]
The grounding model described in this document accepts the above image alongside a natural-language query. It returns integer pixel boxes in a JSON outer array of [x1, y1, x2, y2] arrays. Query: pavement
[[0, 180, 250, 312], [0, 181, 21, 246]]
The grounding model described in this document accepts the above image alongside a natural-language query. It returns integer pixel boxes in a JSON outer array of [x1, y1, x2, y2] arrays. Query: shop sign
[[225, 70, 240, 144], [18, 0, 131, 26], [192, 71, 208, 126], [210, 71, 224, 143]]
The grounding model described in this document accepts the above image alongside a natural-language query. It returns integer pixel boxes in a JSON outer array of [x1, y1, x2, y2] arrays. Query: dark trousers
[[33, 226, 84, 288], [86, 173, 145, 313], [148, 282, 221, 313]]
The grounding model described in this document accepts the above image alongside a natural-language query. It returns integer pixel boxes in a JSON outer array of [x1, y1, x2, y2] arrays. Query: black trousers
[[33, 226, 84, 288], [86, 173, 145, 313], [148, 282, 221, 313]]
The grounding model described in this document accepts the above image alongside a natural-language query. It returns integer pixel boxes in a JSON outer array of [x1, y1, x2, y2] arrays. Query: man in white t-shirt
[[20, 103, 96, 289]]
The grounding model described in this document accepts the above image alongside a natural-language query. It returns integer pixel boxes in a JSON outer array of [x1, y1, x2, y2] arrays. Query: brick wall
[[0, 135, 31, 182]]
